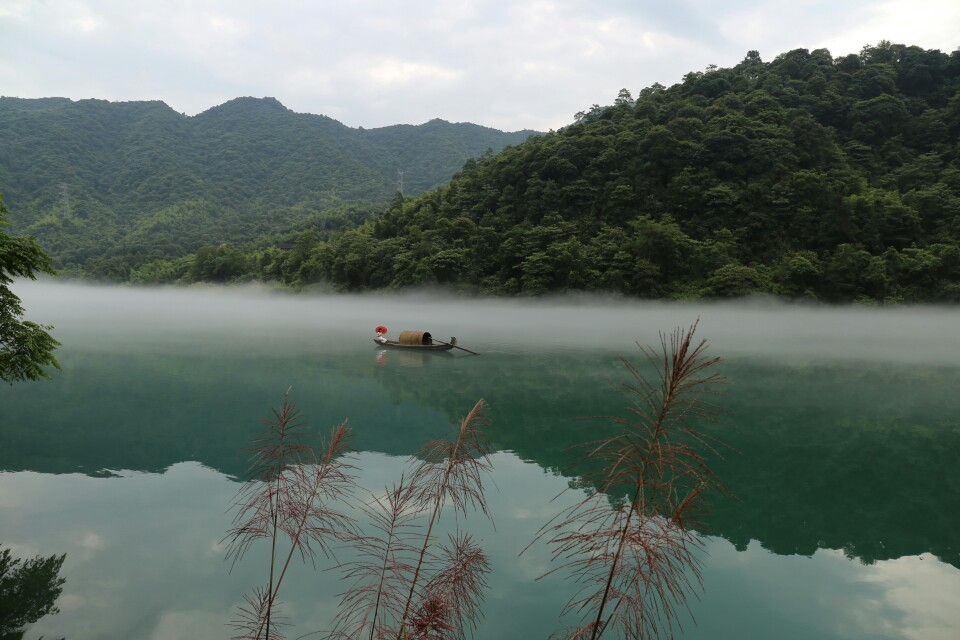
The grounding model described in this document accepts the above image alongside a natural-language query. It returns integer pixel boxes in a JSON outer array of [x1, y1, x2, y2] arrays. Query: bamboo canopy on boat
[[398, 330, 433, 345]]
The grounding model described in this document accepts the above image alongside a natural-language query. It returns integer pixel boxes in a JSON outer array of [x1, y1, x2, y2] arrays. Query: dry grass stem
[[413, 532, 491, 639], [224, 391, 357, 640], [397, 399, 493, 638], [330, 480, 422, 640], [532, 320, 728, 640], [229, 587, 289, 640], [329, 399, 494, 640]]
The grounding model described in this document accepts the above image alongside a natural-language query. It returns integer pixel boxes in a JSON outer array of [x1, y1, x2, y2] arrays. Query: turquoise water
[[2, 282, 958, 639]]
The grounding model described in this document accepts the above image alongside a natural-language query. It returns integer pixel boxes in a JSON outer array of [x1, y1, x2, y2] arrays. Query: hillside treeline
[[0, 96, 533, 279], [152, 41, 960, 302]]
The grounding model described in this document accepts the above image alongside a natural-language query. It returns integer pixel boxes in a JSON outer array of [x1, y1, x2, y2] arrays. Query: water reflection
[[0, 544, 66, 639], [0, 464, 244, 640], [3, 457, 958, 640], [2, 319, 957, 571], [2, 282, 960, 638], [687, 542, 960, 640], [372, 346, 456, 368]]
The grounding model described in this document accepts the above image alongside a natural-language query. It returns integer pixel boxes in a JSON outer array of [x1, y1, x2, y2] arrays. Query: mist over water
[[18, 279, 960, 365], [5, 280, 960, 640]]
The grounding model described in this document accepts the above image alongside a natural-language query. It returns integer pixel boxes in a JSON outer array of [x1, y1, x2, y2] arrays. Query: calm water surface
[[2, 282, 959, 639]]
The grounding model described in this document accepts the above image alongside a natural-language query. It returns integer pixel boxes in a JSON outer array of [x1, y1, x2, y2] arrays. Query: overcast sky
[[1, 1, 957, 132]]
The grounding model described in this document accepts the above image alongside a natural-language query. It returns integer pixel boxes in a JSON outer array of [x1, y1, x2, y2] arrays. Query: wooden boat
[[374, 338, 455, 351], [374, 330, 456, 351]]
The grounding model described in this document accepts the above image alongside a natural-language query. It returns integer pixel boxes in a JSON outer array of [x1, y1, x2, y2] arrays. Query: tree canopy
[[0, 97, 534, 279], [189, 42, 957, 302], [0, 194, 61, 383], [6, 42, 960, 302], [0, 545, 66, 638]]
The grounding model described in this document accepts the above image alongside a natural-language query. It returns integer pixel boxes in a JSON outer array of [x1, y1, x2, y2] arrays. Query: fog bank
[[16, 280, 960, 366]]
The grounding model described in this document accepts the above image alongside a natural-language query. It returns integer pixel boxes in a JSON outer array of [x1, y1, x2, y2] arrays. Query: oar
[[435, 338, 480, 355]]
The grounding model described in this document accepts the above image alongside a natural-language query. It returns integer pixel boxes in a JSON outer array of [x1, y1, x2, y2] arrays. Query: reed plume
[[225, 391, 357, 640], [410, 532, 491, 640], [330, 480, 422, 640], [330, 398, 493, 640], [534, 320, 726, 640], [228, 587, 289, 640], [399, 398, 493, 638]]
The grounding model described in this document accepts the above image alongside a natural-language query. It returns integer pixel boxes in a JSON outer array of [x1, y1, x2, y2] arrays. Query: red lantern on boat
[[375, 325, 388, 335]]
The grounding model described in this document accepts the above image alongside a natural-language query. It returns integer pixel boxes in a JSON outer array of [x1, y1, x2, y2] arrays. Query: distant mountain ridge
[[6, 41, 960, 302], [0, 96, 536, 275], [176, 42, 959, 302]]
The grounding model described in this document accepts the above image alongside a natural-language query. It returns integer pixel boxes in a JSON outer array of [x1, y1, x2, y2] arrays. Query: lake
[[2, 281, 959, 639]]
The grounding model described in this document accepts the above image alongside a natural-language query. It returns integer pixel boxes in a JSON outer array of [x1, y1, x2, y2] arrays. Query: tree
[[0, 546, 66, 639], [0, 195, 61, 383], [705, 263, 761, 297], [614, 88, 634, 107]]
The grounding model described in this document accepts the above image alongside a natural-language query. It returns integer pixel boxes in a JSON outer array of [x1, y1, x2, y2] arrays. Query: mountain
[[0, 96, 536, 277], [5, 42, 960, 302], [208, 42, 959, 302]]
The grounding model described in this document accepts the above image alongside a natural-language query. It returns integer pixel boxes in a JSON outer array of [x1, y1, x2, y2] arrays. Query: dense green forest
[[0, 96, 535, 279], [5, 41, 960, 301], [138, 41, 959, 303]]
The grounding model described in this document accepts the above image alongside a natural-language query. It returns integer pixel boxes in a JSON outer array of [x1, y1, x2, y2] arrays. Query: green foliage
[[189, 244, 252, 283], [0, 97, 533, 278], [0, 546, 66, 639], [0, 195, 61, 383], [217, 41, 956, 302], [705, 263, 763, 298], [7, 42, 960, 302]]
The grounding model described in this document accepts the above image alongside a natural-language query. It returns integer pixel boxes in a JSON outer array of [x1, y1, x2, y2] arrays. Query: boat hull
[[374, 339, 454, 351]]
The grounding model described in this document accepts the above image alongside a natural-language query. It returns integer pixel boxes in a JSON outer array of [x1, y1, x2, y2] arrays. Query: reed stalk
[[331, 398, 493, 640], [331, 480, 421, 640], [397, 398, 492, 638], [533, 320, 727, 640], [225, 391, 356, 640]]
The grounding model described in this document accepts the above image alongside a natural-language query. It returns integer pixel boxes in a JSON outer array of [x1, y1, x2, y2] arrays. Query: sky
[[1, 1, 958, 133]]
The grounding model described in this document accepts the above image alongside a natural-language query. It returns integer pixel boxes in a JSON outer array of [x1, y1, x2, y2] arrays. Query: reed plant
[[531, 320, 727, 640], [226, 322, 727, 640], [330, 398, 493, 640], [224, 391, 357, 640], [226, 395, 493, 640]]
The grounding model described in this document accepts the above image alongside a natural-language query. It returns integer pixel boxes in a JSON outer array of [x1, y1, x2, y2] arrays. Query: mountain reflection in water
[[1, 281, 958, 639]]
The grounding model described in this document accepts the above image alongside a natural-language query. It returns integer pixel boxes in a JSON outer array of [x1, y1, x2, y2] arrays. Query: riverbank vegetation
[[0, 194, 61, 383], [130, 42, 960, 303], [3, 42, 959, 302], [0, 97, 533, 280]]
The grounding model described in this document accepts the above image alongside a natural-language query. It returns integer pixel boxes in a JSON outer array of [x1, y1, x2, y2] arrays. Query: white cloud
[[861, 553, 960, 640], [718, 0, 959, 64], [79, 531, 106, 550], [0, 1, 30, 19], [0, 484, 21, 508], [817, 1, 960, 56], [366, 58, 463, 87], [146, 610, 226, 640], [0, 0, 956, 131], [207, 14, 248, 38], [70, 15, 102, 33]]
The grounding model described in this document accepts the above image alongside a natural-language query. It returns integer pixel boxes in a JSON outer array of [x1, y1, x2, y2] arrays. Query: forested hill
[[0, 96, 535, 278], [199, 42, 958, 302]]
